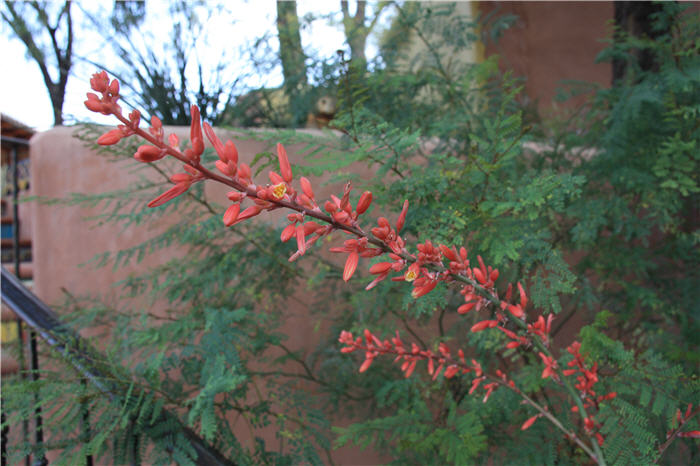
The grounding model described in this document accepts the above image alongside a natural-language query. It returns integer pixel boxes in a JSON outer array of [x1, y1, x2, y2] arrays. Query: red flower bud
[[238, 163, 251, 180], [396, 200, 409, 232], [356, 191, 373, 214], [134, 144, 165, 163], [108, 79, 120, 96], [170, 173, 193, 184], [343, 251, 359, 282], [458, 302, 476, 314], [296, 225, 306, 255], [281, 223, 296, 242], [473, 268, 487, 285], [269, 171, 284, 185], [223, 203, 241, 227], [277, 143, 293, 183], [189, 105, 204, 156], [369, 262, 393, 275], [300, 177, 314, 200], [471, 320, 498, 333], [521, 414, 540, 431], [231, 205, 263, 226], [518, 282, 528, 309], [97, 129, 123, 146], [439, 244, 457, 261]]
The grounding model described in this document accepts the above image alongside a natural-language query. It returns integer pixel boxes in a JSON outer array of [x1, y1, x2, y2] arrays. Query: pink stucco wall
[[481, 1, 613, 109], [29, 125, 387, 464]]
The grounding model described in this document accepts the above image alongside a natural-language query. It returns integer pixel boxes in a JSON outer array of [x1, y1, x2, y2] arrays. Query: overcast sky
[[0, 1, 389, 131]]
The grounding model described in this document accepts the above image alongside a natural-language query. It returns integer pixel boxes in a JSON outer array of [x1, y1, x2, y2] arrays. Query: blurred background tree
[[2, 0, 74, 126]]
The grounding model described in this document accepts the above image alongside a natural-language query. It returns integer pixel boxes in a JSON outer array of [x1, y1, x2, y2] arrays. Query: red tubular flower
[[147, 182, 190, 208], [396, 200, 409, 232], [231, 205, 263, 226], [223, 204, 241, 227], [411, 279, 437, 298], [356, 191, 373, 214], [507, 304, 524, 318], [518, 282, 528, 309], [295, 224, 307, 255], [471, 320, 498, 333], [97, 129, 123, 146], [482, 383, 497, 403], [108, 78, 119, 96], [369, 262, 393, 275], [300, 177, 315, 200], [358, 355, 374, 373], [365, 272, 389, 290], [184, 105, 204, 161], [539, 352, 558, 379], [90, 71, 109, 92], [280, 223, 296, 242], [168, 133, 180, 149], [469, 376, 484, 394], [277, 143, 293, 183], [477, 255, 487, 278], [457, 302, 476, 314], [238, 163, 251, 181], [439, 244, 457, 261], [149, 116, 163, 142], [215, 160, 236, 177], [224, 140, 239, 164], [473, 267, 487, 285], [134, 144, 166, 163], [444, 365, 459, 379], [84, 93, 109, 114], [521, 414, 542, 431], [343, 251, 359, 282], [201, 122, 218, 150], [170, 173, 193, 184]]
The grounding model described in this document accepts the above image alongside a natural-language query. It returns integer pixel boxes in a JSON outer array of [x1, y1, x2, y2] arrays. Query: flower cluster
[[338, 329, 513, 404], [84, 70, 621, 464]]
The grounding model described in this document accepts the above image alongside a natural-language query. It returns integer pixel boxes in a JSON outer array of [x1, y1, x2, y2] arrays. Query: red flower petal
[[343, 251, 359, 282]]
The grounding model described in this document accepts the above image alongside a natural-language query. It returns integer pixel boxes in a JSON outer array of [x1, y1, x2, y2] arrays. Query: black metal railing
[[1, 134, 38, 466], [1, 267, 236, 465]]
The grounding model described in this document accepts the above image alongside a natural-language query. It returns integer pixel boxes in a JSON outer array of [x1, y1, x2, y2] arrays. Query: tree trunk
[[341, 1, 368, 72], [612, 1, 667, 84], [276, 1, 307, 90], [1, 0, 73, 127]]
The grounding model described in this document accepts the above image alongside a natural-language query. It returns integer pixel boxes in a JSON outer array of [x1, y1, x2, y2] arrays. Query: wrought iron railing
[[1, 267, 235, 465]]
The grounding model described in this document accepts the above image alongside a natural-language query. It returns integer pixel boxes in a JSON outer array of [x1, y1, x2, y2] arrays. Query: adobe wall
[[29, 126, 388, 464], [480, 1, 613, 109]]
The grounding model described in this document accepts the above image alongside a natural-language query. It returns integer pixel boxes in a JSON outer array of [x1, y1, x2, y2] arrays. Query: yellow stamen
[[272, 182, 287, 200]]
